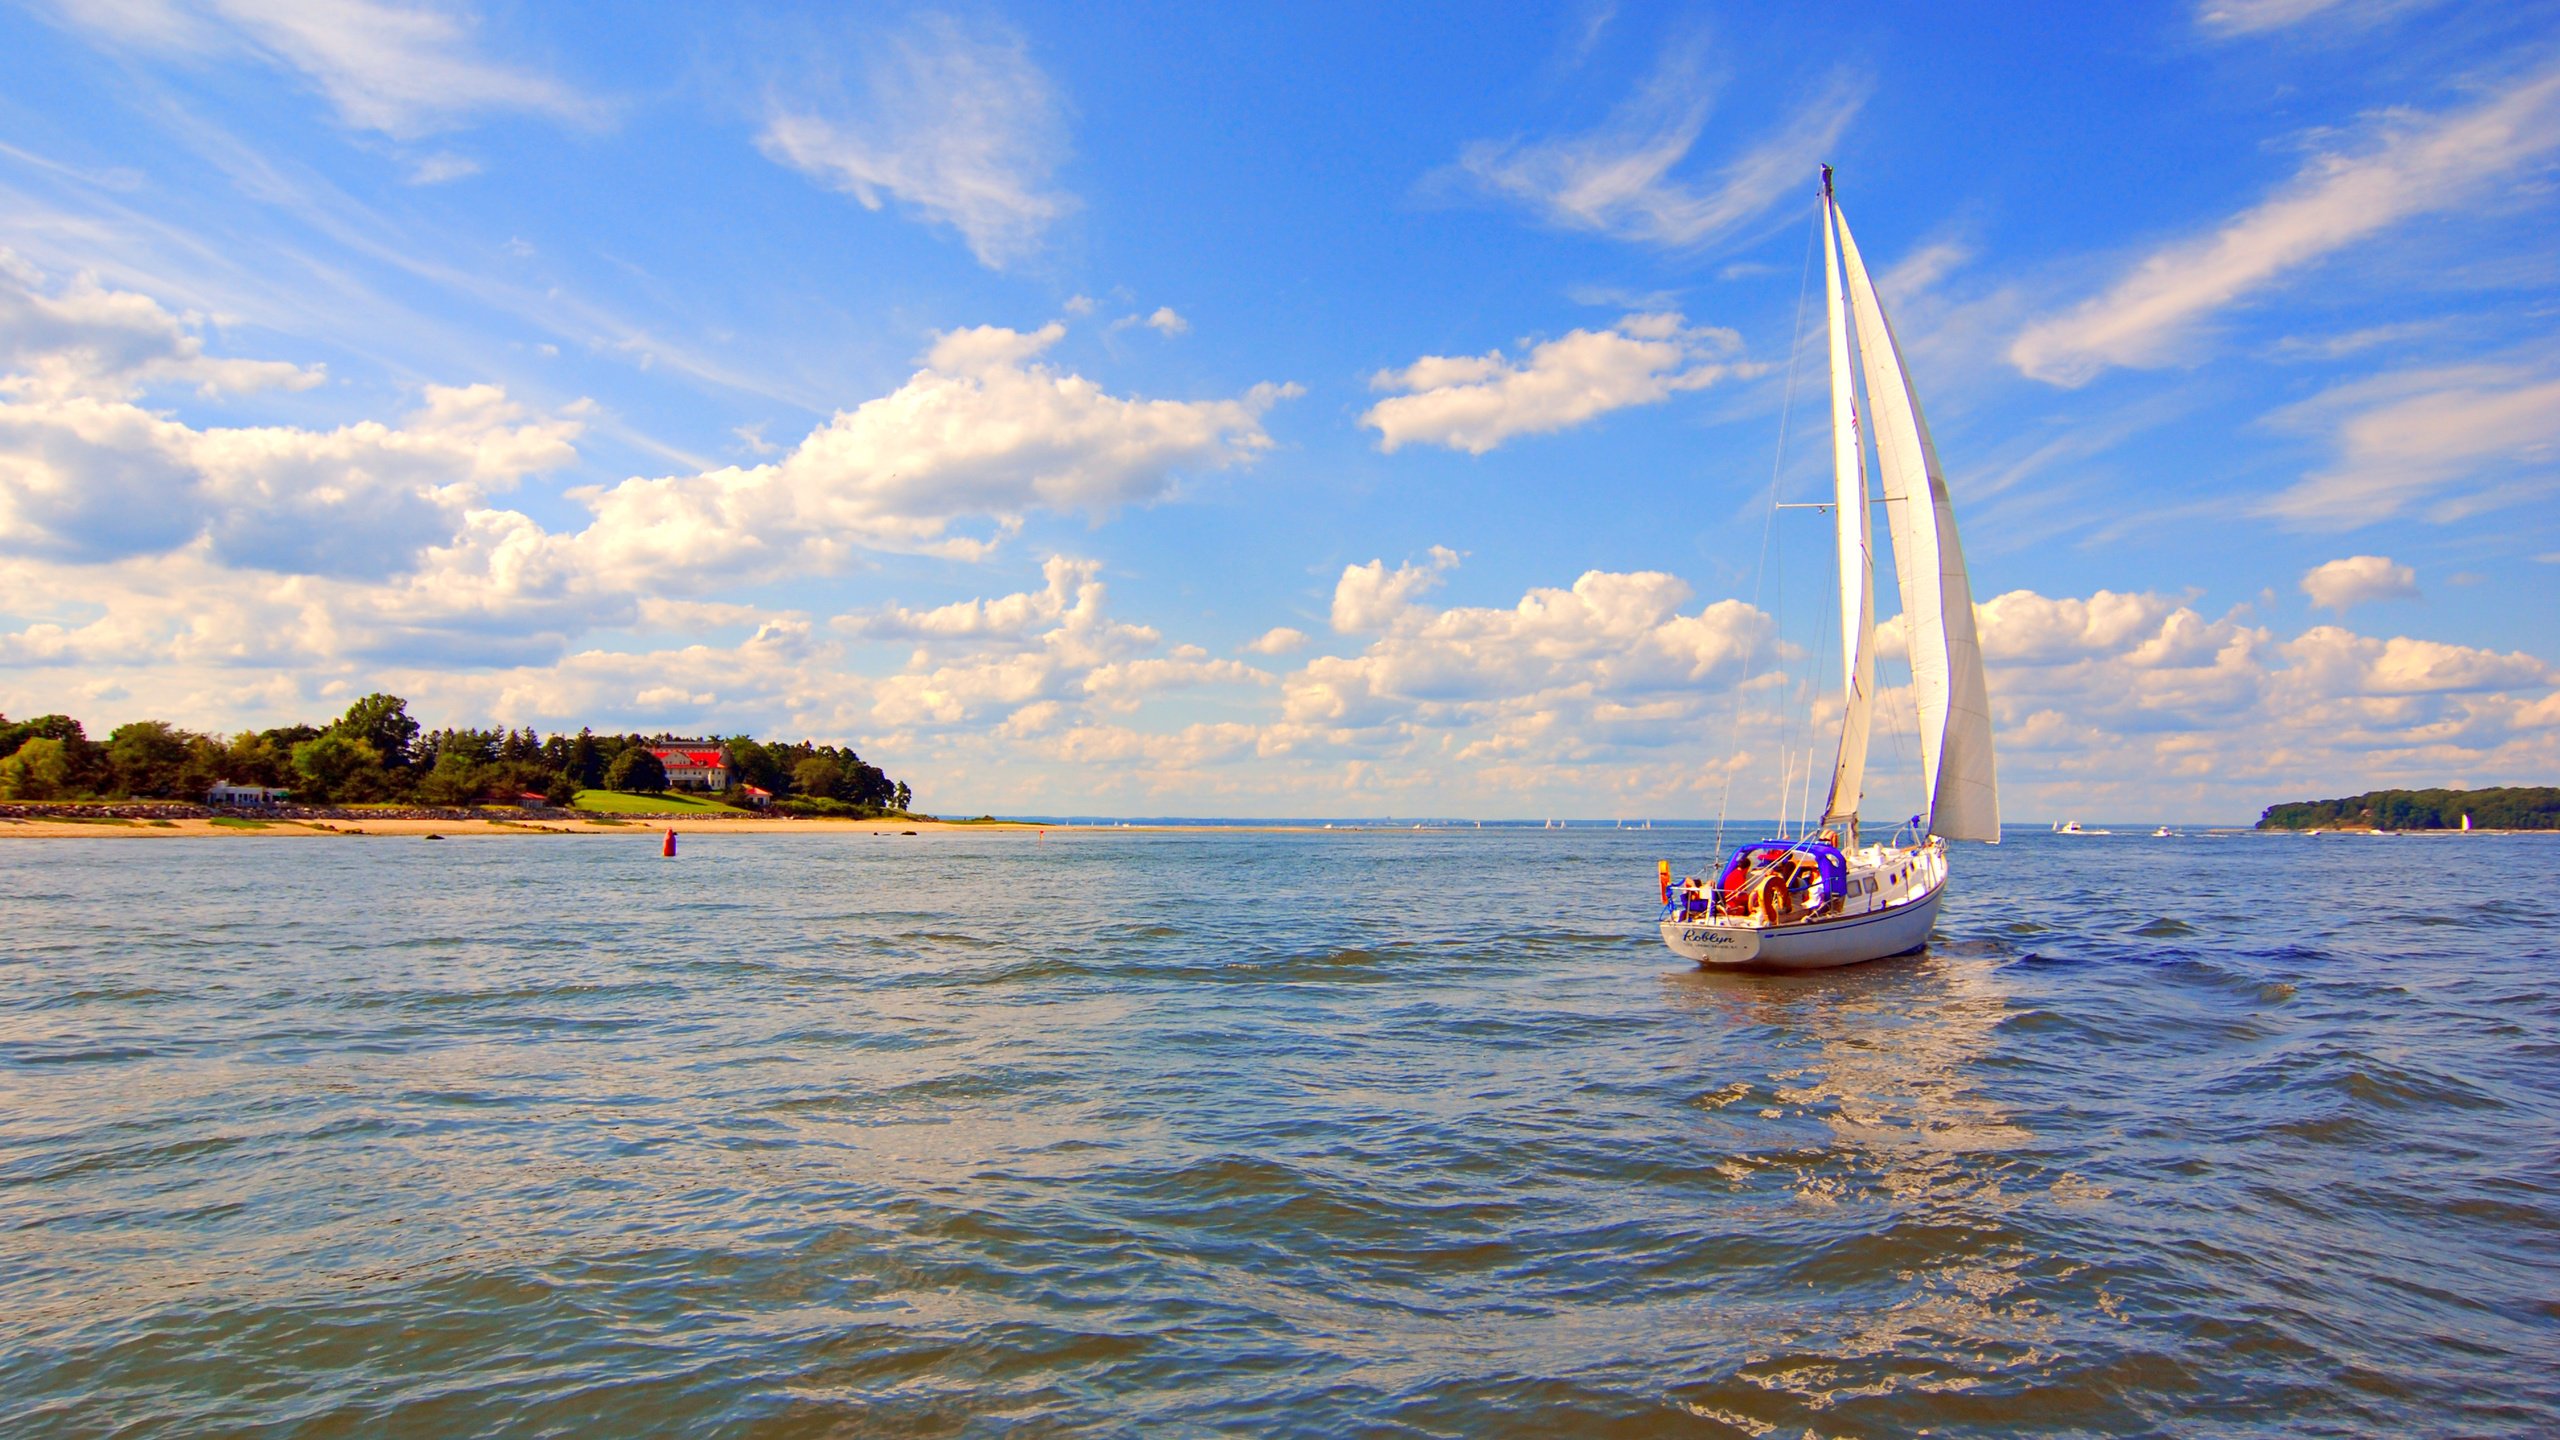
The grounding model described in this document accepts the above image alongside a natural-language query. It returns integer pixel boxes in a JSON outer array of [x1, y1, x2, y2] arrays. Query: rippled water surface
[[4, 827, 2556, 1436]]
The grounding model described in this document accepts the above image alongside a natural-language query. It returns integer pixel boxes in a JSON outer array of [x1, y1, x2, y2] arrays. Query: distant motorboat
[[2055, 820, 2111, 835], [2153, 825, 2175, 838]]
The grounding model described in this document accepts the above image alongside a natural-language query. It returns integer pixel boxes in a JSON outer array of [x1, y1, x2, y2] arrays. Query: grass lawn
[[569, 789, 750, 816]]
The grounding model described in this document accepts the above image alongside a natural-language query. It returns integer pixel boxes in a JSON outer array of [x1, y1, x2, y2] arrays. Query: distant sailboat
[[1660, 168, 1999, 971]]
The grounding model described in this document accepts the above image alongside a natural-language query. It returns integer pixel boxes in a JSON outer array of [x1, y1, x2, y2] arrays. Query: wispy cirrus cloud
[[758, 15, 1075, 271], [1361, 312, 1755, 453], [2011, 64, 2560, 385], [43, 0, 602, 139], [1450, 44, 1865, 251], [2259, 362, 2560, 527], [2195, 0, 2443, 37]]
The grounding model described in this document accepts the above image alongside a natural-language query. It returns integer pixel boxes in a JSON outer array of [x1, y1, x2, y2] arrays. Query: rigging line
[[1713, 192, 1823, 861]]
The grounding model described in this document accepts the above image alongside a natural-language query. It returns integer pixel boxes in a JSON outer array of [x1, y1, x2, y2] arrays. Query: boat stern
[[1660, 918, 1762, 965]]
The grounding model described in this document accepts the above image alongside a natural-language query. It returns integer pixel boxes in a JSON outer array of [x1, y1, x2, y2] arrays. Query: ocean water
[[2, 827, 2554, 1437]]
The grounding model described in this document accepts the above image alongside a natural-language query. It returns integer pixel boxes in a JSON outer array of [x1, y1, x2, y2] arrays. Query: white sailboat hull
[[1660, 878, 1944, 971]]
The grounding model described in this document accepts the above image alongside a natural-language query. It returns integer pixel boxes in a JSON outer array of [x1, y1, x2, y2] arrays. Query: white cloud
[[47, 0, 599, 139], [2011, 65, 2560, 384], [1244, 626, 1307, 656], [0, 252, 320, 401], [2196, 0, 2440, 36], [406, 152, 481, 186], [1453, 46, 1865, 250], [2197, 0, 2351, 32], [0, 262, 1294, 630], [1144, 306, 1188, 336], [0, 381, 579, 576], [2284, 626, 2550, 694], [1330, 547, 1460, 633], [1288, 552, 1775, 745], [757, 16, 1073, 270], [1974, 589, 2193, 663], [2261, 364, 2560, 526], [572, 323, 1297, 577], [6, 539, 2555, 821], [2301, 555, 2418, 611], [1361, 312, 1751, 453], [848, 558, 1264, 732]]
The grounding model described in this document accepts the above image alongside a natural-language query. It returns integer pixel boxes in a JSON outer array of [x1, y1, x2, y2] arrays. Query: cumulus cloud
[[572, 322, 1297, 576], [1144, 307, 1187, 336], [1244, 626, 1307, 656], [1289, 551, 1775, 742], [846, 558, 1264, 732], [2010, 65, 2560, 385], [2261, 365, 2560, 527], [0, 258, 1296, 646], [0, 381, 580, 575], [2301, 555, 2418, 611], [1960, 583, 2558, 817], [1361, 312, 1751, 453], [1452, 44, 1864, 250], [758, 16, 1073, 270], [1331, 547, 1460, 632], [46, 0, 600, 139], [0, 253, 320, 401]]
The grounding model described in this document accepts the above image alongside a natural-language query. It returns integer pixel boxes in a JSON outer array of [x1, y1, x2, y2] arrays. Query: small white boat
[[2153, 825, 2174, 838], [1659, 168, 1999, 972], [2055, 820, 2112, 835]]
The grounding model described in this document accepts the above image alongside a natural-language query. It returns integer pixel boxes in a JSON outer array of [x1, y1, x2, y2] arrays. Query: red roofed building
[[647, 738, 729, 792]]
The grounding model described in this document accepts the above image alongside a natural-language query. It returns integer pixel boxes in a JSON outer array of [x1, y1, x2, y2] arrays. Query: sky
[[0, 0, 2555, 822]]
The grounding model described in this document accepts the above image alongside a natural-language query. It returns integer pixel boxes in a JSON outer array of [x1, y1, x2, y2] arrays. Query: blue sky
[[0, 0, 2555, 820]]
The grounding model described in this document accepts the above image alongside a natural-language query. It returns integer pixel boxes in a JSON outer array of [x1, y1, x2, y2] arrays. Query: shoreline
[[0, 815, 1022, 839], [6, 813, 2550, 840], [0, 815, 1365, 838]]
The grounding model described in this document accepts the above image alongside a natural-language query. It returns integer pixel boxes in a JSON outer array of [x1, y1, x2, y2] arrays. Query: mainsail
[[1818, 191, 1876, 839], [1831, 199, 2001, 842]]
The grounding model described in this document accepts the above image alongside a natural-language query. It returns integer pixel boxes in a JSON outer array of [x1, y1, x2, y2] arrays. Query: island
[[2256, 786, 2559, 832]]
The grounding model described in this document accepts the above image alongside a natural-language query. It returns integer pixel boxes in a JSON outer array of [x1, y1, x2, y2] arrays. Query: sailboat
[[1660, 168, 1999, 971]]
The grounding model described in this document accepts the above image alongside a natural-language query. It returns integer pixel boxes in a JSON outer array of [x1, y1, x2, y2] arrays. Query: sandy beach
[[0, 814, 1037, 839]]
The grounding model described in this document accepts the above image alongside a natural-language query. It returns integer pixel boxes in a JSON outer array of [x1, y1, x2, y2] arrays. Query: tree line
[[2256, 786, 2558, 831], [0, 695, 913, 816]]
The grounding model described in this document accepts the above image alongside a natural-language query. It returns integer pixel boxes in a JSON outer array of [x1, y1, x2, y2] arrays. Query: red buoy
[[662, 829, 677, 857]]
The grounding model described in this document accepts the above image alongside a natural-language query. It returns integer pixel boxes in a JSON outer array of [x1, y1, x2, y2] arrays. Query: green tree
[[727, 739, 785, 794], [792, 755, 845, 800], [331, 694, 419, 770], [291, 733, 386, 803], [417, 750, 491, 805], [0, 713, 85, 757], [106, 721, 196, 798], [221, 731, 289, 787], [605, 747, 667, 793], [0, 736, 75, 800], [893, 781, 911, 812], [565, 729, 602, 789]]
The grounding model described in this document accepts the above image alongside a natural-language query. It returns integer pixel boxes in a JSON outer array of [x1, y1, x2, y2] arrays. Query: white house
[[647, 739, 729, 792]]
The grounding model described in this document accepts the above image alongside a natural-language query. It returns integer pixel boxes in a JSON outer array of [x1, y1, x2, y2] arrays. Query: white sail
[[1819, 194, 1876, 837], [1832, 205, 2001, 842]]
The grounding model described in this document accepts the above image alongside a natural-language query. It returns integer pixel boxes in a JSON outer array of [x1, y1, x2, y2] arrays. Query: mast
[[1817, 173, 1876, 852], [1831, 195, 2002, 842]]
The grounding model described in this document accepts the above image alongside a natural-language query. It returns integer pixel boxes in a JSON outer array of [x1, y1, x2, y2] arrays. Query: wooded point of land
[[2256, 787, 2559, 831]]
